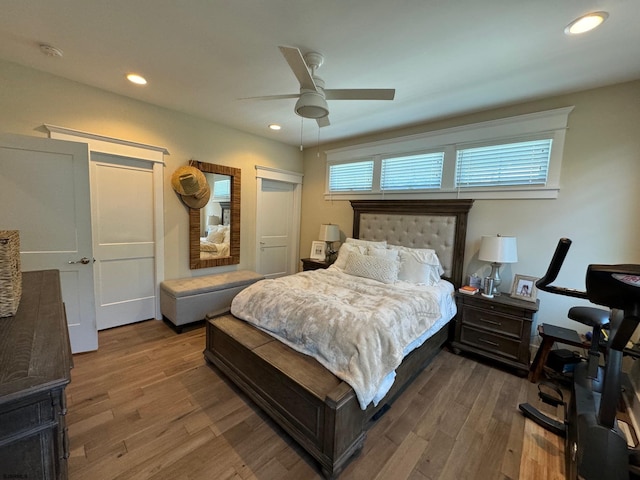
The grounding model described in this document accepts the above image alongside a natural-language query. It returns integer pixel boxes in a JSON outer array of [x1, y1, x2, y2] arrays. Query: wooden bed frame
[[204, 199, 473, 478]]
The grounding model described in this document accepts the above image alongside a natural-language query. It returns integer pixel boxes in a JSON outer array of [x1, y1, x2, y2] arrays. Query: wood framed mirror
[[188, 159, 241, 268]]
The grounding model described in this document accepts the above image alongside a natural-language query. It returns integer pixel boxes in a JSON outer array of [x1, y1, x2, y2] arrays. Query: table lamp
[[478, 235, 518, 295], [319, 224, 340, 262]]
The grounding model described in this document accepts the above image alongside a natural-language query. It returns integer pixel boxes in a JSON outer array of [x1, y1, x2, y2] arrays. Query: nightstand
[[451, 292, 539, 375], [301, 258, 333, 271]]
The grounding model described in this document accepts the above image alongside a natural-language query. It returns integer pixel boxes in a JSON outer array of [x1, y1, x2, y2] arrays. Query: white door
[[91, 153, 156, 330], [0, 133, 97, 352], [257, 179, 296, 278]]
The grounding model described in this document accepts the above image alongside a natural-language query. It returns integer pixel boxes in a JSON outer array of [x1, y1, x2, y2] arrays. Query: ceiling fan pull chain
[[300, 117, 304, 151]]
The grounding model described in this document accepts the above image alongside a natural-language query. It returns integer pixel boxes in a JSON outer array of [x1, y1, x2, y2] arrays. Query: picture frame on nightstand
[[510, 274, 538, 302], [310, 241, 326, 261]]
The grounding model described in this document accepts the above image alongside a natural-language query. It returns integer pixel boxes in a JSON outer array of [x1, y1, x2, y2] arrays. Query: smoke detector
[[39, 44, 63, 57]]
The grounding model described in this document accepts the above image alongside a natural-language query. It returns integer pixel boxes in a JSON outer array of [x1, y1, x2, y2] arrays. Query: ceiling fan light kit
[[295, 91, 329, 119]]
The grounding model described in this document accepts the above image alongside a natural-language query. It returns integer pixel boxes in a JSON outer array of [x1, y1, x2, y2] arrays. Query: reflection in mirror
[[189, 160, 241, 268]]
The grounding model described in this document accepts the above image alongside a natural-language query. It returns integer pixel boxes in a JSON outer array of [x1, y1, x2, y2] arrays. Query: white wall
[[301, 80, 640, 337], [3, 57, 639, 338], [0, 59, 303, 281]]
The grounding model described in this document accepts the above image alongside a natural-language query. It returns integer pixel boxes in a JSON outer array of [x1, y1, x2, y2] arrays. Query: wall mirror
[[189, 159, 241, 268]]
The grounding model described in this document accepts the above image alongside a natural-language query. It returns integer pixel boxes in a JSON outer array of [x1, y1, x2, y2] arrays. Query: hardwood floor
[[66, 319, 565, 480]]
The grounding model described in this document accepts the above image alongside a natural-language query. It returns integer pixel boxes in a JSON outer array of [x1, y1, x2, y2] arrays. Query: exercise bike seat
[[569, 306, 610, 380], [568, 306, 610, 329]]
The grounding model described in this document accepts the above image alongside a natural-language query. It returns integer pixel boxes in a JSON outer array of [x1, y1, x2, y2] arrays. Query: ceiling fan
[[245, 46, 396, 127]]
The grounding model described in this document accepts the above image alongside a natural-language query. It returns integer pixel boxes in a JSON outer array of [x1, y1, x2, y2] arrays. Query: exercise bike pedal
[[538, 381, 564, 407], [519, 402, 567, 437]]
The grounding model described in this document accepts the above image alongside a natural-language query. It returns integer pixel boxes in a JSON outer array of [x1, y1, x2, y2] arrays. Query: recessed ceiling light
[[268, 124, 282, 131], [126, 73, 147, 85], [565, 11, 609, 35]]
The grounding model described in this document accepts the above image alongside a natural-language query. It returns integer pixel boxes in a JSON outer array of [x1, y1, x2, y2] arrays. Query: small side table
[[301, 258, 333, 271], [451, 292, 538, 376], [528, 324, 590, 383]]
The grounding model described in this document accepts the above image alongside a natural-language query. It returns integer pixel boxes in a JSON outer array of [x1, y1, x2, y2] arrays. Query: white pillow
[[345, 237, 387, 249], [333, 243, 366, 270], [391, 246, 444, 285], [223, 226, 230, 243], [367, 246, 399, 261], [344, 251, 399, 284], [206, 228, 225, 243]]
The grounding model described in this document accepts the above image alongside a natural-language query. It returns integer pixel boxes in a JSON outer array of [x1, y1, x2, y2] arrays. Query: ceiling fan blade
[[278, 46, 318, 92], [317, 116, 330, 128], [325, 89, 396, 101], [238, 93, 299, 101]]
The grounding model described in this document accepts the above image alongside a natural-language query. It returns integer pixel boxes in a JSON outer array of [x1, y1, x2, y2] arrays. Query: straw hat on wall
[[171, 166, 211, 209]]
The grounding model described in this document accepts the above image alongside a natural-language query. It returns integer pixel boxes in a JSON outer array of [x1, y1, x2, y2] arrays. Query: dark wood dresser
[[0, 270, 72, 479], [451, 291, 538, 376]]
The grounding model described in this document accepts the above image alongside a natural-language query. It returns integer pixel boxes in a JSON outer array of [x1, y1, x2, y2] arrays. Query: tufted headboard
[[351, 200, 474, 288]]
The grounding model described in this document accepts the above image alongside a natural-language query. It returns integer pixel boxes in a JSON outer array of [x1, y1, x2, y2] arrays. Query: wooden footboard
[[204, 313, 449, 478]]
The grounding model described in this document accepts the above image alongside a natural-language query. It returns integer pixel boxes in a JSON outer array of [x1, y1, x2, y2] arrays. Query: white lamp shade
[[319, 224, 340, 242], [207, 215, 221, 226], [478, 235, 518, 263]]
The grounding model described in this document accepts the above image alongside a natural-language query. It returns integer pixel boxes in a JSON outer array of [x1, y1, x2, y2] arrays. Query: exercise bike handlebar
[[535, 238, 589, 300]]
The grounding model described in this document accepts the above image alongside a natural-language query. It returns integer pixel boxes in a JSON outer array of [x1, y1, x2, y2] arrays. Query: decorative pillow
[[345, 237, 387, 249], [222, 226, 230, 244], [333, 243, 366, 270], [367, 246, 399, 261], [344, 251, 399, 284], [206, 226, 226, 243], [390, 246, 444, 285]]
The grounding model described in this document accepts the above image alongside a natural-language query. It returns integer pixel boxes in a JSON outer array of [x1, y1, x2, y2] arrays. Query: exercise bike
[[519, 238, 640, 480]]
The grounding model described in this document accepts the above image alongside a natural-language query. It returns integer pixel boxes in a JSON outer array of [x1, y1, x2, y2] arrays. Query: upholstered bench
[[160, 270, 264, 332]]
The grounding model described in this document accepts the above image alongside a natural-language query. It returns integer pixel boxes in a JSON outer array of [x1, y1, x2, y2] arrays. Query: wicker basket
[[0, 230, 22, 317]]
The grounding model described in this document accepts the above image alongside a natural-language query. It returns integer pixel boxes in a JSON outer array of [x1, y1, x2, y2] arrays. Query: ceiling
[[1, 1, 639, 148]]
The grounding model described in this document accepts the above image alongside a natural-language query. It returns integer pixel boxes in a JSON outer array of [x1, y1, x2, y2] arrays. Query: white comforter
[[230, 267, 454, 409], [200, 238, 230, 257]]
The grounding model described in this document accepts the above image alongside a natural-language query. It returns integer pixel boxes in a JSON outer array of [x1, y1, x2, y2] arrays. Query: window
[[456, 139, 552, 188], [212, 175, 230, 200], [328, 160, 374, 192], [327, 152, 444, 194], [381, 152, 444, 190], [325, 107, 573, 200]]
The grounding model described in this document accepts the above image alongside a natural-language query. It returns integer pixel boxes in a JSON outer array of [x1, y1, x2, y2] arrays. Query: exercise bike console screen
[[587, 264, 640, 311]]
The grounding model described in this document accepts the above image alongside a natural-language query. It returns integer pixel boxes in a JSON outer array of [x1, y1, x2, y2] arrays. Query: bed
[[204, 199, 473, 478], [200, 224, 230, 259]]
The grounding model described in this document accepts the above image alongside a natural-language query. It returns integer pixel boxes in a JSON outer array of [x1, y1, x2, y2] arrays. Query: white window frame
[[324, 107, 574, 200]]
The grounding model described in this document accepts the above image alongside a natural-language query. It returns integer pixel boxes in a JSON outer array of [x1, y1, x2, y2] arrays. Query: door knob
[[68, 257, 91, 265]]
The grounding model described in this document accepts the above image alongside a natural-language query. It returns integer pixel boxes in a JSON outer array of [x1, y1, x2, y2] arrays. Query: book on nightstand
[[458, 285, 479, 295]]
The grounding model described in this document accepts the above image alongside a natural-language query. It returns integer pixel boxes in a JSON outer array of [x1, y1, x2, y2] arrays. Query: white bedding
[[200, 238, 230, 258], [230, 267, 456, 409]]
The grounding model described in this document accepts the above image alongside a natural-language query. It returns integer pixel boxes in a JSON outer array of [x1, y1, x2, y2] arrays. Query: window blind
[[328, 160, 374, 191], [213, 178, 230, 197], [381, 152, 444, 190], [456, 139, 552, 187]]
